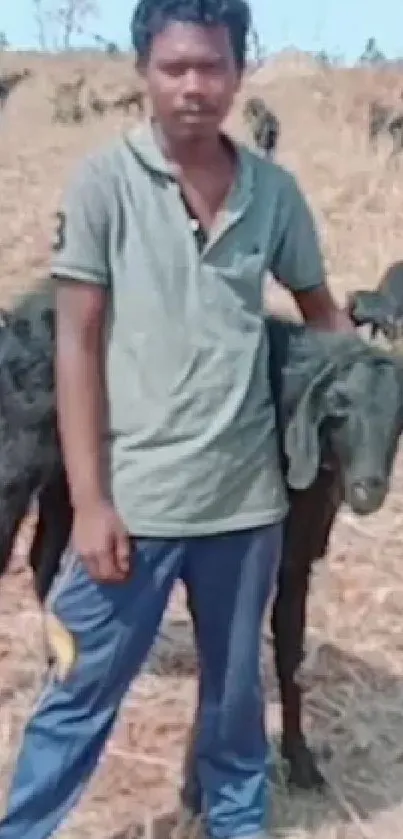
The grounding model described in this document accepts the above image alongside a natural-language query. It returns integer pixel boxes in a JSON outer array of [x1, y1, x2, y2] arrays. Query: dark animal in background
[[368, 100, 390, 146], [112, 89, 145, 115], [368, 100, 403, 158], [388, 113, 403, 157], [1, 281, 403, 793], [51, 75, 86, 124], [0, 69, 31, 111], [243, 96, 280, 156], [86, 88, 144, 119], [88, 88, 108, 117]]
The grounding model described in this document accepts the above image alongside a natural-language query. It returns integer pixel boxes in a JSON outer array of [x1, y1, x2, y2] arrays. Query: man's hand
[[72, 498, 131, 583]]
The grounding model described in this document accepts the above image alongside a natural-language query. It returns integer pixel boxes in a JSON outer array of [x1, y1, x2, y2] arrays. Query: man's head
[[131, 0, 251, 141]]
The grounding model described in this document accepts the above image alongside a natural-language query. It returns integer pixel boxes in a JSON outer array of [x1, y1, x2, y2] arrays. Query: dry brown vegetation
[[1, 49, 403, 839]]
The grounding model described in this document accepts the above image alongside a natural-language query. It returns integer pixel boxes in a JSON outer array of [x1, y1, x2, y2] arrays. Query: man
[[0, 2, 352, 838]]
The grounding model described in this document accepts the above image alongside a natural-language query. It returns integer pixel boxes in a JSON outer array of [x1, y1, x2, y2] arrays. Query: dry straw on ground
[[1, 50, 403, 839]]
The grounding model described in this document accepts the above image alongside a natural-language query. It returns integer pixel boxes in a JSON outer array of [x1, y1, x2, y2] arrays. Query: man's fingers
[[115, 532, 131, 574], [85, 550, 127, 583]]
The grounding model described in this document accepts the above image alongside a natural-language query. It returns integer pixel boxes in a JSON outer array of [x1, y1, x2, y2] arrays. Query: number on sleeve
[[52, 211, 66, 252]]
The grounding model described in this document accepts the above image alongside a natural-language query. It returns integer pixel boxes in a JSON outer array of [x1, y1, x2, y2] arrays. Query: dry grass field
[[1, 49, 403, 839]]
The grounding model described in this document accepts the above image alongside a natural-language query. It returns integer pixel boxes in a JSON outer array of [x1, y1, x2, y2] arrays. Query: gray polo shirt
[[51, 119, 325, 537]]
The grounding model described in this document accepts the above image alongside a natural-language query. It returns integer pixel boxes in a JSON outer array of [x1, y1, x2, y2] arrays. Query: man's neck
[[151, 118, 233, 170]]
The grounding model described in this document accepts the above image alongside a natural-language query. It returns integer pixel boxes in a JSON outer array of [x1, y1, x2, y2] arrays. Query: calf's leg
[[271, 534, 324, 789], [28, 470, 72, 605], [0, 483, 33, 582], [272, 471, 341, 790]]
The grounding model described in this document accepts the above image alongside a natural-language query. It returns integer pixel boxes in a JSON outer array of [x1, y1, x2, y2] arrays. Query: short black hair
[[131, 0, 251, 70]]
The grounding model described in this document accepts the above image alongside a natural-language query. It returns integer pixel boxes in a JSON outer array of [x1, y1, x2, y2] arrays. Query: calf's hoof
[[282, 738, 326, 791]]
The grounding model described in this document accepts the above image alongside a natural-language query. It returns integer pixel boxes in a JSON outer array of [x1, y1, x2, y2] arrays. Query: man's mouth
[[178, 107, 214, 121]]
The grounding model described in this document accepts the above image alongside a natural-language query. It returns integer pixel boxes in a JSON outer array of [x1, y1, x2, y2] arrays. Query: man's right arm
[[51, 157, 110, 511], [270, 171, 354, 334]]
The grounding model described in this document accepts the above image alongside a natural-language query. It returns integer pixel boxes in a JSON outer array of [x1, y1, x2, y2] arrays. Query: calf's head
[[281, 336, 403, 517], [325, 354, 403, 515]]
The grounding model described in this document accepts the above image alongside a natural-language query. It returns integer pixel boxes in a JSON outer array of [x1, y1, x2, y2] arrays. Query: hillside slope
[[1, 51, 403, 839], [0, 51, 402, 308]]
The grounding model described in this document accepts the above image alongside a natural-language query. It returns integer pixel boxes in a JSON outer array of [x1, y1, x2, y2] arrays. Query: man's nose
[[182, 69, 204, 96]]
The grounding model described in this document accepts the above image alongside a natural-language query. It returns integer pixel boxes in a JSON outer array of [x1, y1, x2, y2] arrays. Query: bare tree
[[92, 32, 119, 54], [32, 0, 48, 50], [249, 27, 265, 66], [75, 25, 119, 54], [47, 0, 99, 50], [359, 36, 386, 65], [51, 73, 86, 122]]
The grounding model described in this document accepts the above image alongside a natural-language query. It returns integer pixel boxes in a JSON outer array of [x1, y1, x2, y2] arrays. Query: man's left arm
[[270, 173, 354, 333]]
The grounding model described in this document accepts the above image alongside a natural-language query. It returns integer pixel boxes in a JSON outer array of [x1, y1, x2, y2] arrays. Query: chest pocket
[[214, 250, 266, 322]]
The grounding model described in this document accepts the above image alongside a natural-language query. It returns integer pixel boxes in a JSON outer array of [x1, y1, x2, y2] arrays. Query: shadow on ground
[[144, 612, 403, 837]]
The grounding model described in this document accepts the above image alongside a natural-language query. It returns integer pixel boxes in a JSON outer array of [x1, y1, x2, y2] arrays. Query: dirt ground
[[1, 51, 403, 839]]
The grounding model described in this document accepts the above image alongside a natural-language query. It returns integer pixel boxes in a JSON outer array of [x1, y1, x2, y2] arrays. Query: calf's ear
[[283, 364, 336, 491]]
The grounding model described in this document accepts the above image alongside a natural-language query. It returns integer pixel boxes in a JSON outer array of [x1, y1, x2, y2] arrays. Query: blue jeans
[[0, 524, 282, 839]]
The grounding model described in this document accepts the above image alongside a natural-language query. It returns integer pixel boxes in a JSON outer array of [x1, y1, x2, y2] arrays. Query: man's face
[[139, 21, 242, 142]]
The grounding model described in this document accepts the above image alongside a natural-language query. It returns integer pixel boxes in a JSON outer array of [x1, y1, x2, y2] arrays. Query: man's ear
[[234, 68, 243, 94], [135, 56, 146, 78]]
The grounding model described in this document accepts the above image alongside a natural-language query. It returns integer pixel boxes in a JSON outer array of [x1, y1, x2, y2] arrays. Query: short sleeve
[[270, 172, 326, 293], [50, 156, 110, 287]]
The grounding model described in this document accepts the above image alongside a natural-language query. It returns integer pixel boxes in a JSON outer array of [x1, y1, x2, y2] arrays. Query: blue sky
[[2, 0, 403, 63]]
